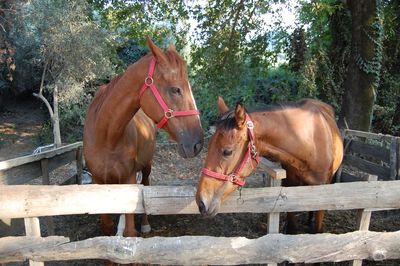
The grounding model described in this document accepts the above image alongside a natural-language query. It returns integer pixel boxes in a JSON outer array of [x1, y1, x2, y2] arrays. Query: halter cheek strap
[[201, 114, 260, 187], [139, 57, 199, 129]]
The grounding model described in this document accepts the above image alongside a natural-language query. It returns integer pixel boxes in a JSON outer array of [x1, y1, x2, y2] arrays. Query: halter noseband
[[201, 114, 260, 186], [139, 57, 199, 128]]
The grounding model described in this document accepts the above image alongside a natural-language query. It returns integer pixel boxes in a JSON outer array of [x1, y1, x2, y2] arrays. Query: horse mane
[[91, 74, 123, 115]]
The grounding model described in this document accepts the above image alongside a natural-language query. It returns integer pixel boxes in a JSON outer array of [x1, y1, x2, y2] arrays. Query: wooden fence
[[1, 133, 400, 265], [337, 129, 400, 182], [1, 179, 400, 264], [0, 142, 83, 185]]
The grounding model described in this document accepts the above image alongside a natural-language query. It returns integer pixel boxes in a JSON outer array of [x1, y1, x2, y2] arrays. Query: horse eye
[[170, 87, 182, 95], [223, 149, 233, 157]]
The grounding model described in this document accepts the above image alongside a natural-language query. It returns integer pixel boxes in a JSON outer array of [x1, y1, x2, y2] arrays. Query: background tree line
[[0, 0, 399, 146]]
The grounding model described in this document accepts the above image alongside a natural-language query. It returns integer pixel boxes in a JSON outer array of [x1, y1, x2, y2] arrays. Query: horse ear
[[167, 43, 177, 53], [146, 36, 167, 63], [217, 96, 229, 115], [234, 102, 246, 129]]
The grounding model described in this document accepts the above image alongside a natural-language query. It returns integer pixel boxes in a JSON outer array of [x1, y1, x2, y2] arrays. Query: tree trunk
[[52, 85, 61, 148], [338, 0, 382, 131]]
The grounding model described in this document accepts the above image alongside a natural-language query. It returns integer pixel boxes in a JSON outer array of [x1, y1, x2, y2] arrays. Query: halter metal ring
[[145, 77, 153, 86], [165, 109, 174, 118], [229, 173, 237, 183]]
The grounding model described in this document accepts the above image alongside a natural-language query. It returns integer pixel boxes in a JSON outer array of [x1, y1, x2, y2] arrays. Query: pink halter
[[201, 114, 260, 186], [139, 57, 199, 128]]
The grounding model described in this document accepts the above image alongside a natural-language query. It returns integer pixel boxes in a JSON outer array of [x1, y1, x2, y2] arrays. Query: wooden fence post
[[390, 137, 397, 180], [264, 167, 286, 266], [24, 217, 44, 266], [40, 159, 54, 236], [350, 174, 378, 266], [76, 146, 83, 184], [396, 137, 400, 180]]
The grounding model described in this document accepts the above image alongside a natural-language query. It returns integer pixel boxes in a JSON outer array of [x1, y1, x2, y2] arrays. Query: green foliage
[[24, 0, 115, 85], [190, 1, 278, 126], [254, 67, 298, 104], [356, 2, 384, 89], [19, 0, 116, 142], [88, 0, 190, 51]]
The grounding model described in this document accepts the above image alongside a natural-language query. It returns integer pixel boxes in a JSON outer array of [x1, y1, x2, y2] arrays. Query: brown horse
[[83, 37, 204, 237], [196, 97, 343, 233]]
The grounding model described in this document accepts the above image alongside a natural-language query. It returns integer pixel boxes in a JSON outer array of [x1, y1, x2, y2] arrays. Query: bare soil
[[1, 99, 399, 266]]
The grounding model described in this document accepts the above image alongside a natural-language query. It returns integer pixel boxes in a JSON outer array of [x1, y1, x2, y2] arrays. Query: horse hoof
[[141, 224, 151, 233]]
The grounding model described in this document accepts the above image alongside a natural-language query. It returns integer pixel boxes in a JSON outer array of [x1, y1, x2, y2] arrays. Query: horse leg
[[313, 210, 325, 233], [122, 172, 138, 237], [285, 212, 298, 234], [140, 164, 152, 234], [100, 214, 115, 236]]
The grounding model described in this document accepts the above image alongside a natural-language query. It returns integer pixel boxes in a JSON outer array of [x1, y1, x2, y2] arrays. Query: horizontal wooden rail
[[0, 142, 82, 171], [1, 180, 400, 218], [0, 142, 82, 185], [258, 157, 286, 180], [1, 231, 399, 264], [344, 129, 394, 142]]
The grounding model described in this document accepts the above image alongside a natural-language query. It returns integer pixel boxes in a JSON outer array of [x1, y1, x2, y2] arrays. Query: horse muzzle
[[196, 195, 220, 217], [177, 134, 204, 158]]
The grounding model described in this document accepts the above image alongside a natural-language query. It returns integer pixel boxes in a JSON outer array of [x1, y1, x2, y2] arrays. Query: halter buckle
[[228, 173, 237, 183], [165, 109, 174, 118], [246, 120, 254, 129], [144, 77, 153, 86]]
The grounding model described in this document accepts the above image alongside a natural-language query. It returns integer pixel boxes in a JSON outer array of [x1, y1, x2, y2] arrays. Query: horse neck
[[251, 110, 302, 167], [94, 55, 152, 146]]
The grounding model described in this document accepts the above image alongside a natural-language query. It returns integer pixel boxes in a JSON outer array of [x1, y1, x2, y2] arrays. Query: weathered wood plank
[[40, 159, 54, 235], [258, 158, 286, 180], [0, 236, 69, 260], [0, 142, 82, 170], [0, 148, 79, 185], [143, 181, 400, 215], [0, 184, 144, 218], [75, 146, 83, 184], [1, 231, 400, 264], [340, 172, 363, 183], [343, 154, 390, 180], [389, 137, 397, 180], [351, 174, 378, 266], [23, 217, 44, 266], [265, 175, 281, 266], [2, 181, 399, 218], [266, 176, 281, 235], [344, 129, 393, 142], [397, 137, 400, 180], [346, 139, 390, 163]]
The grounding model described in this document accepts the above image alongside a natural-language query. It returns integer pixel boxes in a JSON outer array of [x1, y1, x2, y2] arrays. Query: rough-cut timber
[[0, 184, 144, 218], [1, 181, 400, 218], [0, 142, 82, 185], [1, 231, 399, 264]]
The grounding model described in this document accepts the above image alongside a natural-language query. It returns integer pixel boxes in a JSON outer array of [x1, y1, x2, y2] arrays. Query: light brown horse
[[196, 97, 343, 233], [83, 37, 204, 237]]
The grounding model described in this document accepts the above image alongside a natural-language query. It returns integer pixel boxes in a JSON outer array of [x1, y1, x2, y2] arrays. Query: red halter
[[139, 57, 200, 128], [201, 114, 260, 186]]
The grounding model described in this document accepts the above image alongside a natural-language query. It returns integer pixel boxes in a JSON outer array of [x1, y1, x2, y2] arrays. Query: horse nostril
[[198, 201, 207, 215]]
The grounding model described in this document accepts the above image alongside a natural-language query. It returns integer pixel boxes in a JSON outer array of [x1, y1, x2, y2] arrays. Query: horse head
[[140, 37, 204, 158], [196, 97, 259, 216]]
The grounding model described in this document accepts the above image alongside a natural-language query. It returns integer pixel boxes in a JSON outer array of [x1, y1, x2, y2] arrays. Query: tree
[[88, 0, 190, 50], [190, 0, 276, 124], [339, 0, 383, 131], [22, 0, 114, 147]]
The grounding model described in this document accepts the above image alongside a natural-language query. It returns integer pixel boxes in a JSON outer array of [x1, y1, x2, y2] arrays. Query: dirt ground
[[1, 98, 399, 266]]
